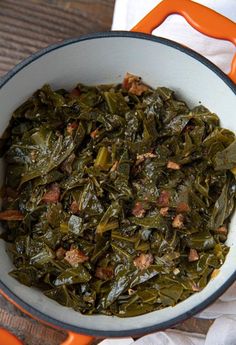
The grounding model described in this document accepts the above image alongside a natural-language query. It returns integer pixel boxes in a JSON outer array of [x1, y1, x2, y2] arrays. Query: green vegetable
[[214, 140, 236, 170], [54, 266, 91, 286], [1, 74, 235, 317]]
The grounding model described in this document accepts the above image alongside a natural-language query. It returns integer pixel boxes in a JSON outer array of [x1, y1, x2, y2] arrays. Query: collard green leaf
[[18, 123, 85, 185], [54, 266, 91, 286], [68, 215, 83, 236], [2, 75, 235, 317], [130, 215, 166, 229], [99, 268, 135, 308], [78, 181, 104, 216], [208, 175, 236, 230], [214, 140, 236, 171], [104, 91, 129, 115]]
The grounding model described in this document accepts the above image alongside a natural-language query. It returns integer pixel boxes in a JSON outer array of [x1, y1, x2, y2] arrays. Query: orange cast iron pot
[[0, 0, 235, 344]]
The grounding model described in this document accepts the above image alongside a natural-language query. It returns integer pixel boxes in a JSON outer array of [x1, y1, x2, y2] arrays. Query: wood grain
[[0, 0, 115, 77]]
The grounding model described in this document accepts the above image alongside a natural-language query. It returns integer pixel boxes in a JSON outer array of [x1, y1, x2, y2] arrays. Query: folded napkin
[[104, 1, 236, 344], [112, 0, 236, 74], [99, 317, 236, 345]]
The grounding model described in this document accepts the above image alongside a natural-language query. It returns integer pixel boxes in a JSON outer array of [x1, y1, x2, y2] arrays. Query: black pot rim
[[0, 31, 235, 338]]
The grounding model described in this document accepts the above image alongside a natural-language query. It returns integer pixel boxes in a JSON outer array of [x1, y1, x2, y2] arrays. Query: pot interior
[[0, 33, 235, 336]]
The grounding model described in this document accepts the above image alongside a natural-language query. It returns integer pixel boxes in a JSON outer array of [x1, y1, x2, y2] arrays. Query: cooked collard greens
[[0, 73, 236, 317]]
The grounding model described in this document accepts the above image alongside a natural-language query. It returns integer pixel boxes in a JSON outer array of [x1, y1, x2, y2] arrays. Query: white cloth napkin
[[112, 0, 236, 74], [102, 1, 236, 344], [100, 317, 236, 345]]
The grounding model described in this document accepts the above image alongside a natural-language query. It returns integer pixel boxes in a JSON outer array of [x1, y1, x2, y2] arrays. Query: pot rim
[[0, 31, 235, 337]]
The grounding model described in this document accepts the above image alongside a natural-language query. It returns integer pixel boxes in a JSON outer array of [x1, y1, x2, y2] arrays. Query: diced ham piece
[[67, 122, 78, 135], [133, 253, 153, 270], [160, 207, 169, 216], [176, 202, 190, 213], [172, 214, 184, 229], [132, 202, 146, 218], [191, 282, 200, 292], [65, 248, 89, 267], [56, 247, 66, 260], [90, 128, 99, 139], [69, 87, 81, 98], [110, 160, 119, 172], [188, 249, 199, 262], [137, 152, 156, 160], [158, 190, 170, 207], [135, 152, 156, 165], [167, 161, 181, 170], [216, 226, 227, 235], [70, 200, 81, 214], [95, 266, 113, 280], [0, 210, 24, 221], [122, 73, 149, 96], [183, 124, 195, 133], [42, 183, 60, 203], [211, 268, 220, 279]]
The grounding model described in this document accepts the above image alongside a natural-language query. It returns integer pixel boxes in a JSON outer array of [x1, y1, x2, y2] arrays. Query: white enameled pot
[[0, 0, 235, 344]]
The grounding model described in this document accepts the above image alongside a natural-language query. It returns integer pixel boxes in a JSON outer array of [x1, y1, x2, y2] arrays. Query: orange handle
[[132, 0, 236, 83], [0, 328, 23, 345], [61, 332, 94, 345]]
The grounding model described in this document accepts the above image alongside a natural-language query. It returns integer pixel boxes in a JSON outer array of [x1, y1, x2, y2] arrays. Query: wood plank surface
[[0, 0, 115, 77]]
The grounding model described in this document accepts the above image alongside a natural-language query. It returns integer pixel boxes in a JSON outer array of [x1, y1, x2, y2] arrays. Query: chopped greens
[[1, 73, 235, 317]]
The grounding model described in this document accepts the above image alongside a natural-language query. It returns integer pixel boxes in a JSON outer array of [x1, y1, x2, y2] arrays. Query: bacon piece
[[66, 122, 78, 135], [211, 268, 220, 279], [0, 210, 24, 221], [30, 150, 38, 163], [95, 266, 113, 280], [56, 247, 66, 260], [90, 128, 99, 139], [42, 183, 60, 203], [183, 124, 195, 133], [65, 248, 89, 267], [191, 282, 200, 292], [160, 207, 169, 216], [172, 214, 184, 229], [69, 87, 81, 98], [176, 202, 190, 213], [70, 200, 80, 214], [216, 226, 227, 235], [132, 202, 146, 218], [133, 253, 154, 270], [135, 152, 156, 165], [158, 190, 170, 207], [167, 161, 181, 170], [110, 160, 119, 172], [188, 249, 199, 262], [122, 73, 149, 96]]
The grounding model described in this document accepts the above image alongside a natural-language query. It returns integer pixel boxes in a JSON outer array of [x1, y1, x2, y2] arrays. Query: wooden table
[[0, 1, 214, 343], [0, 0, 114, 77]]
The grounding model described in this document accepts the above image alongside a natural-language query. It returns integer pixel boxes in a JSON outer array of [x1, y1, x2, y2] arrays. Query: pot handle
[[0, 328, 23, 345], [61, 331, 94, 345], [131, 0, 236, 83], [0, 329, 95, 345]]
